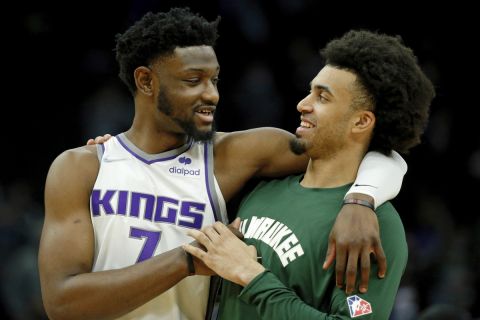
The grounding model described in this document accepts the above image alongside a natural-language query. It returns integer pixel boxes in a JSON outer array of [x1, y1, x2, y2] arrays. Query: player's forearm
[[43, 247, 189, 320], [239, 271, 349, 320]]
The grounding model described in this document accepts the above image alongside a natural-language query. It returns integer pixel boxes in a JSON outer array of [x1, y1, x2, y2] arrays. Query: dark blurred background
[[3, 0, 478, 319]]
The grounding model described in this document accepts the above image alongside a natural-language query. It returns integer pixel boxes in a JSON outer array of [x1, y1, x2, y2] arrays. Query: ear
[[134, 66, 154, 96], [351, 110, 375, 133]]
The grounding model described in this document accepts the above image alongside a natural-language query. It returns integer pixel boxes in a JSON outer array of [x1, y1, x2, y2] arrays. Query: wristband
[[184, 249, 195, 275], [342, 198, 375, 211], [347, 150, 407, 209]]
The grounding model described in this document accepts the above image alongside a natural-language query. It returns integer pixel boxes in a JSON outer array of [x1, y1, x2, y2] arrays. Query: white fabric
[[90, 134, 226, 319], [347, 150, 408, 209]]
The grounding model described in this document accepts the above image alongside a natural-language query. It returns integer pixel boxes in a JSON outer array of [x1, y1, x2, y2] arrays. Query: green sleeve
[[239, 271, 349, 320]]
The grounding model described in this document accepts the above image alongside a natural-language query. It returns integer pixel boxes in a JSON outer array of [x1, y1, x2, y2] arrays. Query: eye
[[184, 78, 200, 84], [318, 94, 328, 103], [211, 77, 220, 85], [310, 89, 328, 103]]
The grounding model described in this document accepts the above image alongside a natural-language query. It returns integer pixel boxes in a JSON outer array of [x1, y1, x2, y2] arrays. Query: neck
[[125, 98, 191, 153], [125, 122, 188, 154], [300, 146, 366, 188]]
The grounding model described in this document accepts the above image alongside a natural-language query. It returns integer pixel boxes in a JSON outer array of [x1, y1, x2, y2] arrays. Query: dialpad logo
[[169, 156, 199, 176], [179, 156, 192, 165]]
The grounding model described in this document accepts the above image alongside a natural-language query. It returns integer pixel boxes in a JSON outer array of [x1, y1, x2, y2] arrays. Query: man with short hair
[[185, 29, 434, 319]]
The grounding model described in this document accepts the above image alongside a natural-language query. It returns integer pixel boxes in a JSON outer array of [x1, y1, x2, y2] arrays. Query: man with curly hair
[[185, 29, 434, 319], [39, 8, 410, 320]]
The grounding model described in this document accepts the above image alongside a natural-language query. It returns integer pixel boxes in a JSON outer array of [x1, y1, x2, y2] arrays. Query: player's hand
[[86, 134, 112, 145], [185, 240, 215, 276], [227, 217, 244, 240], [186, 218, 244, 277], [323, 202, 386, 294], [184, 221, 264, 286]]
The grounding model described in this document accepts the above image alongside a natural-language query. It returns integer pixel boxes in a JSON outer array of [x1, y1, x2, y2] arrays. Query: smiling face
[[150, 46, 220, 141], [290, 65, 361, 159]]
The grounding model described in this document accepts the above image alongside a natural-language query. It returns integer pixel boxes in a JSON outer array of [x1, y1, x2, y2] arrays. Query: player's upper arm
[[39, 145, 99, 307], [215, 127, 308, 178]]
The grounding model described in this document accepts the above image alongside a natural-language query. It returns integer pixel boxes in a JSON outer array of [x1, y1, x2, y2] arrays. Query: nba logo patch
[[347, 295, 372, 318]]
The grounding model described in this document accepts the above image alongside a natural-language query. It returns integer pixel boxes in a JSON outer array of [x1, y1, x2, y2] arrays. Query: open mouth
[[300, 120, 315, 128], [296, 117, 315, 136], [195, 106, 215, 124]]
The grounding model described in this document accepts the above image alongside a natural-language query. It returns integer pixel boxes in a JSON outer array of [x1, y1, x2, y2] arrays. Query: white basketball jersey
[[90, 133, 227, 320]]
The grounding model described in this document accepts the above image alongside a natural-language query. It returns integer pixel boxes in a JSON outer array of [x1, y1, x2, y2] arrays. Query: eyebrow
[[185, 67, 220, 73], [309, 81, 332, 94]]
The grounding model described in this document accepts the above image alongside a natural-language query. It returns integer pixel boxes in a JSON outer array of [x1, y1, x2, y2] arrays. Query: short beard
[[289, 137, 307, 155], [180, 120, 216, 142], [157, 90, 215, 142]]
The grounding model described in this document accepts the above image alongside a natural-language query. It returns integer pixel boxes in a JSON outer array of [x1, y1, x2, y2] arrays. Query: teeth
[[301, 121, 314, 128]]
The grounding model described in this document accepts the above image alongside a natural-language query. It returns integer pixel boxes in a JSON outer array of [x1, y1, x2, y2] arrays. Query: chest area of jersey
[[91, 151, 214, 230]]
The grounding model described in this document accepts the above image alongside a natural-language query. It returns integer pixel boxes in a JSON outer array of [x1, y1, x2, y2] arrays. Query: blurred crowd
[[4, 0, 478, 319]]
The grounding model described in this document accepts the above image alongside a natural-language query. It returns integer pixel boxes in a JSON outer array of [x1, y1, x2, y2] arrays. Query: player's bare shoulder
[[212, 131, 227, 146], [47, 145, 100, 191], [51, 145, 99, 169]]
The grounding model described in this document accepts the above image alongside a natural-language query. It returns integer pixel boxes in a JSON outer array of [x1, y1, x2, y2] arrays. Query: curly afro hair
[[321, 30, 435, 155], [115, 7, 220, 94]]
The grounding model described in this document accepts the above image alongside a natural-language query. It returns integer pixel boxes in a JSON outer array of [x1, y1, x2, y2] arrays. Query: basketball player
[[185, 30, 434, 319], [39, 9, 407, 320]]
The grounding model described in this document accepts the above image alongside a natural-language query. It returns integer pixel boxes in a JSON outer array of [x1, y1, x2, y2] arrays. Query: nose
[[202, 81, 219, 105], [297, 95, 314, 113]]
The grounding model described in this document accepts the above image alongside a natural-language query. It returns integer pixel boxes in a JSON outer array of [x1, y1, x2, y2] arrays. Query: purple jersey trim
[[204, 141, 219, 221], [204, 141, 227, 223], [96, 143, 105, 162], [116, 134, 193, 165]]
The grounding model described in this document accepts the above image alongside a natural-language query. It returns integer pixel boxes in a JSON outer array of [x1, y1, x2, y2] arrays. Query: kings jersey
[[90, 133, 227, 320]]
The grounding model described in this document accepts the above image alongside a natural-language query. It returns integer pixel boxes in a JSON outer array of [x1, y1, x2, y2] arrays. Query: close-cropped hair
[[115, 7, 220, 94], [321, 30, 435, 155]]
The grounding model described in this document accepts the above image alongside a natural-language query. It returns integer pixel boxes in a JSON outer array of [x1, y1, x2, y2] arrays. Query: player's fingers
[[359, 250, 371, 293], [374, 244, 387, 279], [204, 225, 221, 242], [247, 245, 257, 260], [86, 139, 95, 145], [186, 229, 212, 249], [212, 221, 228, 231], [323, 239, 336, 270], [335, 244, 347, 289], [345, 250, 359, 294], [227, 219, 244, 240], [230, 217, 241, 230], [183, 244, 207, 260], [214, 221, 243, 240]]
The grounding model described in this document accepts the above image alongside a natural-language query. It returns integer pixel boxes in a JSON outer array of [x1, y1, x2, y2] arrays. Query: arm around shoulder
[[325, 150, 406, 294], [214, 128, 309, 200]]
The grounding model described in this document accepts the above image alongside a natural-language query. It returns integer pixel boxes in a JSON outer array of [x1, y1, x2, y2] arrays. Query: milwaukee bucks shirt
[[218, 175, 407, 320]]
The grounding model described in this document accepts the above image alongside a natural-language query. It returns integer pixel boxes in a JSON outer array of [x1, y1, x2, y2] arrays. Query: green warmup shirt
[[218, 175, 408, 320]]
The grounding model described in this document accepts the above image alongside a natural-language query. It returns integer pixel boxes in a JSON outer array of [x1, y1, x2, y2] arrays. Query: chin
[[289, 137, 307, 155], [181, 121, 216, 142], [191, 128, 215, 142]]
